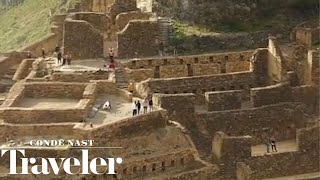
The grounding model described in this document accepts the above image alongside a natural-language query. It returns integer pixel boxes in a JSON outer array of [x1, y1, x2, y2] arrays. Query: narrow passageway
[[251, 139, 298, 156]]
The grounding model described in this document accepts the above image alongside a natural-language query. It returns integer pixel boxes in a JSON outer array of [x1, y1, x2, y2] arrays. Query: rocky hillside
[[0, 0, 79, 53]]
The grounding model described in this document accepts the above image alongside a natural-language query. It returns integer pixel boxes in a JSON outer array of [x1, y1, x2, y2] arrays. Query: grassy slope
[[0, 0, 79, 53]]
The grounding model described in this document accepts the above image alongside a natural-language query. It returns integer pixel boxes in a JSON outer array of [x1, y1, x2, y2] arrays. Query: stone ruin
[[0, 0, 319, 179]]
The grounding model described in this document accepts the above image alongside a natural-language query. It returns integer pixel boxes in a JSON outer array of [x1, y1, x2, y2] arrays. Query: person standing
[[136, 101, 141, 115], [132, 101, 137, 116], [143, 98, 148, 114], [270, 137, 277, 152], [41, 48, 46, 58], [148, 98, 153, 112], [67, 52, 72, 65], [57, 51, 62, 65], [109, 48, 115, 63], [62, 54, 67, 66]]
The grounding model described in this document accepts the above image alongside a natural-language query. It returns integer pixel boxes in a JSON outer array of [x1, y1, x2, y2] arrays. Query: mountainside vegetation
[[0, 0, 79, 53]]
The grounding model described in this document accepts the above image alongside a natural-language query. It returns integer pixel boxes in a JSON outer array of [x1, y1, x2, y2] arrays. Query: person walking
[[136, 101, 141, 115], [270, 137, 277, 152], [143, 98, 148, 114]]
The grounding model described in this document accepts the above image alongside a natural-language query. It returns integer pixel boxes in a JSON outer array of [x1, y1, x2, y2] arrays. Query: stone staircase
[[115, 64, 129, 89], [158, 17, 174, 47]]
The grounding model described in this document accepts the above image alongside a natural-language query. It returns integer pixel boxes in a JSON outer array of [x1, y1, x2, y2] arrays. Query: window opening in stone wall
[[123, 168, 127, 175], [171, 160, 175, 167], [154, 66, 160, 78], [212, 88, 216, 91], [132, 61, 136, 67], [133, 167, 137, 173], [143, 165, 147, 172], [161, 162, 166, 171], [180, 158, 185, 165], [152, 164, 156, 171], [148, 60, 152, 65], [180, 59, 184, 64], [209, 56, 213, 63], [163, 59, 168, 65], [187, 64, 193, 76], [240, 55, 244, 61], [194, 57, 199, 63], [240, 85, 244, 89], [225, 56, 228, 61]]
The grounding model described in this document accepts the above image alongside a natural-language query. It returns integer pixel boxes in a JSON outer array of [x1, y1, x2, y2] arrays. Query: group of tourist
[[103, 48, 116, 70], [132, 98, 153, 116], [53, 46, 72, 66]]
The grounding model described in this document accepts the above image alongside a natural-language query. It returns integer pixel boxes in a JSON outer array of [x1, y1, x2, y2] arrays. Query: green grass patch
[[0, 0, 80, 53]]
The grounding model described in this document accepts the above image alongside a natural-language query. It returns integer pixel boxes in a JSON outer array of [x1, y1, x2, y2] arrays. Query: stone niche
[[205, 90, 242, 111]]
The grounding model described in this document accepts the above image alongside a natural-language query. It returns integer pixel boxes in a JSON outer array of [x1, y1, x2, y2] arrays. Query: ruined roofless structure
[[0, 0, 319, 179]]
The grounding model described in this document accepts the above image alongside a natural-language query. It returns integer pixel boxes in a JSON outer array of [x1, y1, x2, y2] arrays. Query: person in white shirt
[[132, 101, 137, 116], [103, 101, 111, 110]]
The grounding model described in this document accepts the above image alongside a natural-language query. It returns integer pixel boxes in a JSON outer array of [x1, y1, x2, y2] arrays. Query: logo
[[0, 139, 123, 175]]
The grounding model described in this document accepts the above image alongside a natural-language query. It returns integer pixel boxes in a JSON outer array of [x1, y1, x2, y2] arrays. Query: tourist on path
[[270, 137, 277, 152], [148, 98, 153, 112], [109, 48, 115, 63], [132, 101, 138, 116], [136, 101, 141, 115], [62, 54, 67, 66], [41, 48, 46, 58], [57, 51, 62, 65], [143, 98, 148, 114], [67, 53, 72, 65]]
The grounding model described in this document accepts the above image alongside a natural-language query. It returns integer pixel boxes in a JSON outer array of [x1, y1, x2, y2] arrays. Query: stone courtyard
[[0, 0, 319, 179]]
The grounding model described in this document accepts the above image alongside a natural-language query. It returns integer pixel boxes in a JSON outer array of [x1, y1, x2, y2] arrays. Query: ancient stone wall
[[87, 110, 167, 143], [122, 51, 252, 82], [21, 34, 59, 57], [267, 37, 288, 84], [205, 90, 242, 111], [12, 59, 35, 81], [238, 125, 320, 179], [23, 82, 87, 99], [117, 20, 159, 58], [212, 132, 252, 178], [136, 72, 255, 101], [0, 123, 77, 143], [309, 49, 319, 85], [116, 11, 151, 31], [0, 51, 29, 77], [91, 0, 115, 12], [250, 82, 291, 107], [196, 102, 309, 143], [63, 20, 104, 59], [293, 21, 320, 47], [51, 70, 110, 82], [74, 12, 112, 33], [109, 0, 138, 19]]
